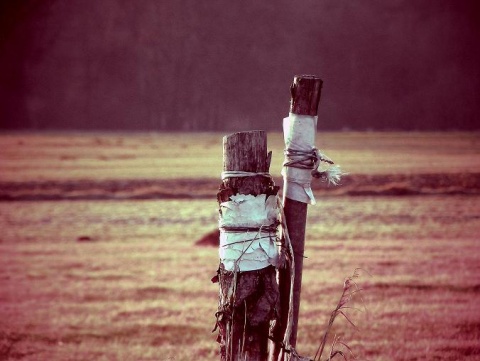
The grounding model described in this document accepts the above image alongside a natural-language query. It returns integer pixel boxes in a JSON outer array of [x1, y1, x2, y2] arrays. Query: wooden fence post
[[215, 131, 280, 361], [271, 75, 323, 359]]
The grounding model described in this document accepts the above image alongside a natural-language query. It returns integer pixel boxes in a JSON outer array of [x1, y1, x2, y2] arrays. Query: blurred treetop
[[1, 0, 479, 131]]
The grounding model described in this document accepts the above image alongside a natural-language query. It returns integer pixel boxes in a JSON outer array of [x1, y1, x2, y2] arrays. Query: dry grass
[[1, 132, 479, 182], [0, 199, 220, 361], [1, 132, 480, 360]]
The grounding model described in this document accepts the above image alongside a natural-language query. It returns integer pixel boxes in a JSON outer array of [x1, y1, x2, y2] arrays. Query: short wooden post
[[215, 131, 279, 361], [272, 75, 323, 359]]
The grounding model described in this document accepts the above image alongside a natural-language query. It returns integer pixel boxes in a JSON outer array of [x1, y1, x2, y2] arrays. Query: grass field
[[1, 132, 480, 360], [1, 132, 479, 182]]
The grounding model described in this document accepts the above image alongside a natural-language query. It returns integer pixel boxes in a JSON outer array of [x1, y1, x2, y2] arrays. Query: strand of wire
[[220, 224, 279, 249], [221, 170, 272, 180], [220, 224, 278, 234], [283, 147, 344, 186]]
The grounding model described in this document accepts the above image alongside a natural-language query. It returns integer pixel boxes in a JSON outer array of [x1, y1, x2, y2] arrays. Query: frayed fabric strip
[[282, 113, 345, 204], [283, 176, 316, 205], [219, 194, 279, 272], [282, 113, 318, 204], [219, 231, 278, 272]]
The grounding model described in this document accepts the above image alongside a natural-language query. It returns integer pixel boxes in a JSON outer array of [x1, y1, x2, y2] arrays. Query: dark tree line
[[1, 0, 479, 131]]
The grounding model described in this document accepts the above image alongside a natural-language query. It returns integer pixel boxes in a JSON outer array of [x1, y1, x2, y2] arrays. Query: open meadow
[[1, 132, 480, 360]]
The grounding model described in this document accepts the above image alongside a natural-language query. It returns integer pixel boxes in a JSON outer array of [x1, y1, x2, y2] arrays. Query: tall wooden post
[[272, 75, 323, 359], [216, 131, 280, 361]]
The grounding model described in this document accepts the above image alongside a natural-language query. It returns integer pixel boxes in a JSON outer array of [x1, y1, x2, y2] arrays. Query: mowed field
[[1, 132, 480, 361]]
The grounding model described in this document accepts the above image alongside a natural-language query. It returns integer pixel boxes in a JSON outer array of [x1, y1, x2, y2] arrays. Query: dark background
[[1, 0, 479, 131]]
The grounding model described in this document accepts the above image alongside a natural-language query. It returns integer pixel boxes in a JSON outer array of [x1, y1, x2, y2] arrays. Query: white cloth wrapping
[[219, 194, 279, 272], [282, 113, 318, 204]]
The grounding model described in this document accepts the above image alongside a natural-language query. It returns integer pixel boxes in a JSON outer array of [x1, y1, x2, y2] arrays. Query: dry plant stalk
[[312, 269, 365, 361], [278, 269, 365, 361]]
